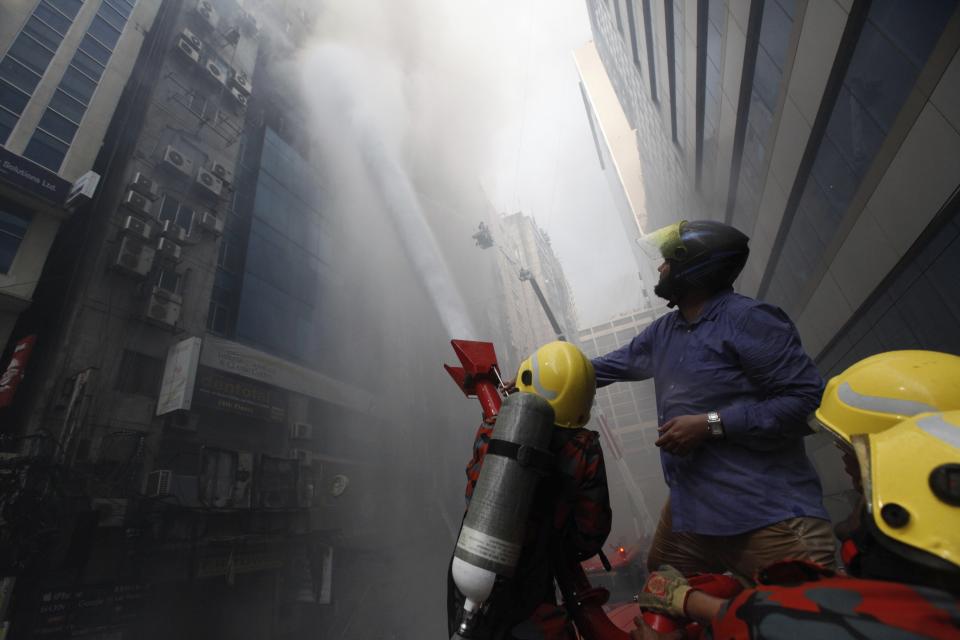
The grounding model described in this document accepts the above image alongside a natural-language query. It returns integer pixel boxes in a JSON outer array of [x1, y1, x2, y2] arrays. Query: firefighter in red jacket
[[447, 341, 613, 640], [631, 351, 960, 639]]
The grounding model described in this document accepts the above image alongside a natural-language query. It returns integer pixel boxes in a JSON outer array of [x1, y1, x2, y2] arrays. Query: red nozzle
[[445, 339, 503, 421]]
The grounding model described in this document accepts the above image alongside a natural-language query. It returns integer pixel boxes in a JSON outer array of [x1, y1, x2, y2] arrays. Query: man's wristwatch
[[706, 411, 725, 439]]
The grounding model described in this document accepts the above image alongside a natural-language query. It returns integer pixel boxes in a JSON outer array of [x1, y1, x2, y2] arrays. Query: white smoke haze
[[233, 0, 642, 636]]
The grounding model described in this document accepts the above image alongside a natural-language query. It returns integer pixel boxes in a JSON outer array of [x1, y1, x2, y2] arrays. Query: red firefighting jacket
[[448, 421, 612, 640], [708, 560, 960, 639]]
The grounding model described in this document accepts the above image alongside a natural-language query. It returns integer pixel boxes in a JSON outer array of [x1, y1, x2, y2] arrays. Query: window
[[88, 16, 122, 49], [157, 269, 181, 294], [189, 91, 208, 118], [60, 66, 98, 104], [641, 0, 659, 103], [0, 56, 42, 94], [7, 36, 55, 75], [23, 16, 64, 52], [34, 2, 72, 35], [72, 49, 105, 82], [46, 0, 83, 19], [37, 108, 78, 142], [22, 129, 69, 171], [48, 89, 85, 122], [79, 34, 112, 65], [0, 204, 32, 273], [0, 80, 30, 115], [115, 351, 163, 396], [159, 194, 195, 232]]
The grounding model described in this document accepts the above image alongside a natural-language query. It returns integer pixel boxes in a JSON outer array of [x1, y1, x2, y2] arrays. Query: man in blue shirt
[[592, 220, 836, 584]]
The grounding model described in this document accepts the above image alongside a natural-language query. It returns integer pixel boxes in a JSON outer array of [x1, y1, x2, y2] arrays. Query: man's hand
[[655, 414, 710, 456], [630, 616, 682, 640], [636, 565, 693, 618]]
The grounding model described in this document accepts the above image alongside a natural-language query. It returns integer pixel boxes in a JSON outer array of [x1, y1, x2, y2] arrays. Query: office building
[[0, 0, 161, 349]]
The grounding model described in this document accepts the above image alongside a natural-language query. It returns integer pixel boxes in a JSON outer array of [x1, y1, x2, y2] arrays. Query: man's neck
[[677, 289, 713, 324]]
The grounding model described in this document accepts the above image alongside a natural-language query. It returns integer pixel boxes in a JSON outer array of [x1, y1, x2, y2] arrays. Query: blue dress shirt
[[592, 289, 829, 535]]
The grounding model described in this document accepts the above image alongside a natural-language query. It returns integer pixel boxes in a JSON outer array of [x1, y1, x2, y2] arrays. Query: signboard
[[200, 336, 378, 418], [34, 582, 150, 637], [0, 146, 70, 206], [156, 337, 202, 416], [193, 366, 286, 422]]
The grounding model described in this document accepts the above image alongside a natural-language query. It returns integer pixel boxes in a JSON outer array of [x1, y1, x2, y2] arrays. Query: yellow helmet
[[854, 411, 960, 575], [810, 350, 960, 442], [516, 342, 596, 429]]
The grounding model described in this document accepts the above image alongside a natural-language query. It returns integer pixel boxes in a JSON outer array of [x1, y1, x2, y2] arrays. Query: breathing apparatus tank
[[451, 391, 556, 639]]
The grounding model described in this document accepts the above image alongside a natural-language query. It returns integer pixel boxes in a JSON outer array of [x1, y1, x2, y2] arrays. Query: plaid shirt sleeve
[[553, 429, 612, 558]]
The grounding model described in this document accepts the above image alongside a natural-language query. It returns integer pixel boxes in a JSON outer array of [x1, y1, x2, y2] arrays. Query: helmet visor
[[636, 221, 688, 263]]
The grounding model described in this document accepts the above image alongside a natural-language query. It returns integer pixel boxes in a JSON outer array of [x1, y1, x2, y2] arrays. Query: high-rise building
[[0, 0, 161, 347], [582, 0, 960, 523], [494, 211, 581, 361]]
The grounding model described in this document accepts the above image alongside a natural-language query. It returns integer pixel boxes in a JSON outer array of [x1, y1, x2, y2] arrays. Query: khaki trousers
[[647, 500, 837, 585]]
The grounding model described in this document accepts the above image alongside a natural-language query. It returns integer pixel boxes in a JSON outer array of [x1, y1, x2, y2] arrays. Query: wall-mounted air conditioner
[[145, 289, 181, 326], [176, 36, 201, 64], [289, 422, 314, 440], [121, 215, 152, 242], [156, 237, 182, 262], [209, 161, 233, 185], [162, 145, 193, 177], [196, 0, 219, 30], [228, 87, 248, 109], [113, 236, 154, 277], [181, 27, 202, 52], [229, 69, 252, 95], [122, 190, 152, 216], [204, 60, 226, 86], [146, 470, 200, 506], [195, 167, 223, 197], [197, 210, 224, 235], [159, 219, 187, 243], [151, 284, 182, 306], [129, 172, 159, 200]]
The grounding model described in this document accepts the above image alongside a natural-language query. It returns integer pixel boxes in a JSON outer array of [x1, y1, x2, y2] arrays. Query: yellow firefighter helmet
[[855, 411, 960, 574], [516, 341, 596, 429], [810, 350, 960, 442]]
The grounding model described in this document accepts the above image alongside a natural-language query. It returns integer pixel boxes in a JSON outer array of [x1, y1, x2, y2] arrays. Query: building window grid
[[23, 0, 135, 170], [727, 0, 796, 234], [0, 0, 82, 143], [699, 0, 727, 194], [641, 0, 660, 103], [763, 0, 959, 315]]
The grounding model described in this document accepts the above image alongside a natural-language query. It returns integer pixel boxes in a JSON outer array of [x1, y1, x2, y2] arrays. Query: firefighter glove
[[635, 565, 693, 618]]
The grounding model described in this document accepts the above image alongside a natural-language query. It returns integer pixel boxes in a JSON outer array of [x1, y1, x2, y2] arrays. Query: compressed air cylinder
[[453, 392, 555, 587]]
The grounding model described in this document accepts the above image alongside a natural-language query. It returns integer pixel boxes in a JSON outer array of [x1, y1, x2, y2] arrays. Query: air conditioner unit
[[121, 215, 152, 241], [146, 469, 172, 496], [197, 210, 224, 235], [228, 87, 248, 109], [289, 449, 312, 467], [196, 0, 219, 30], [147, 470, 200, 506], [175, 37, 201, 64], [156, 237, 182, 262], [289, 422, 313, 440], [204, 60, 226, 86], [151, 284, 182, 305], [145, 289, 181, 326], [209, 161, 233, 185], [129, 172, 159, 200], [181, 27, 203, 52], [159, 219, 187, 243], [122, 190, 152, 216], [195, 167, 223, 197], [113, 236, 154, 277], [162, 145, 193, 177], [229, 69, 252, 95], [92, 498, 129, 527]]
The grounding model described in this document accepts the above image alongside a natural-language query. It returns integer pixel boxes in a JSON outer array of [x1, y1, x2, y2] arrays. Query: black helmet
[[641, 220, 749, 300]]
